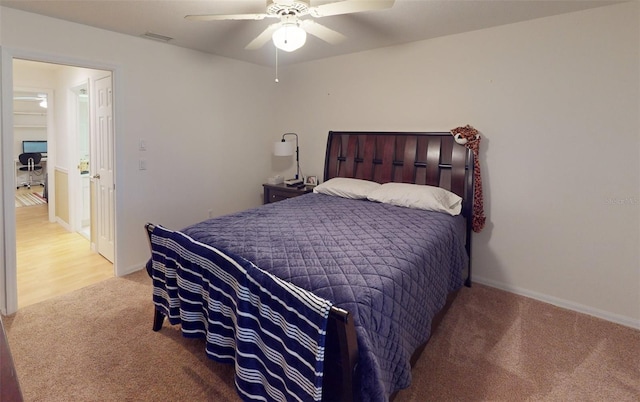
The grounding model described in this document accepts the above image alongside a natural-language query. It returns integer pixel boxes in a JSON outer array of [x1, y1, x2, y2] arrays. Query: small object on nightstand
[[304, 175, 318, 186], [263, 183, 313, 204], [284, 178, 303, 186], [267, 175, 284, 185]]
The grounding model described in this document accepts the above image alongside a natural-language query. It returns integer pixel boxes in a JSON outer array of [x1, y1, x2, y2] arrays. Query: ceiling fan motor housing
[[267, 0, 310, 16]]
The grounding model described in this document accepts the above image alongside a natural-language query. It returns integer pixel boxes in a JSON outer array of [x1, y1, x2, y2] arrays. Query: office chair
[[18, 152, 44, 189]]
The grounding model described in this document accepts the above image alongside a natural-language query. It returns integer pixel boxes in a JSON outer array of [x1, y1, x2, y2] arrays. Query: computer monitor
[[22, 140, 47, 155]]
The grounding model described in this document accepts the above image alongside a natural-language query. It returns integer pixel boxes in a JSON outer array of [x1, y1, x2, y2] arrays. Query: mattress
[[181, 193, 468, 400]]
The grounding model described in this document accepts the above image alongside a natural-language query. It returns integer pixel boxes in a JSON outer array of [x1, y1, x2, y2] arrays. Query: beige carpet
[[3, 270, 639, 401]]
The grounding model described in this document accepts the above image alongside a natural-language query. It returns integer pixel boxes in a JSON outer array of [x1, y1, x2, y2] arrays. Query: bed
[[145, 131, 474, 402]]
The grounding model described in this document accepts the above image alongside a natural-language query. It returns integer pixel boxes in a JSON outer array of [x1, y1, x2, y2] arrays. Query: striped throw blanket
[[148, 225, 333, 402]]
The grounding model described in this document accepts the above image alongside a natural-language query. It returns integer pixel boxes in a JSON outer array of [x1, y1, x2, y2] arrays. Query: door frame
[[69, 80, 91, 240], [0, 47, 120, 315]]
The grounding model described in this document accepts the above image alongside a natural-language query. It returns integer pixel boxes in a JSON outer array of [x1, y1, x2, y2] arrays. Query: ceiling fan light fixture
[[272, 23, 306, 52]]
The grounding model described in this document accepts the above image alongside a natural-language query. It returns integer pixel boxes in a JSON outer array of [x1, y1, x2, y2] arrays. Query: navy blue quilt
[[182, 193, 468, 401]]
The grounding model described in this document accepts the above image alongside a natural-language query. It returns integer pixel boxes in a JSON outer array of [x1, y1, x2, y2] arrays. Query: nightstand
[[263, 183, 313, 204]]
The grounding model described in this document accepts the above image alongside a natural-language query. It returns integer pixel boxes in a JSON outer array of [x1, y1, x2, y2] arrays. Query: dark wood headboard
[[324, 131, 474, 217]]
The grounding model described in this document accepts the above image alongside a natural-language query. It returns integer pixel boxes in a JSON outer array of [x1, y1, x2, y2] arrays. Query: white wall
[[275, 2, 640, 327], [0, 6, 277, 277], [49, 65, 110, 172]]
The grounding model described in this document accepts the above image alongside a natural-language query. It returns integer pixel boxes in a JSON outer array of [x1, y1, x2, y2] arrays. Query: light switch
[[139, 139, 147, 151], [139, 159, 147, 170]]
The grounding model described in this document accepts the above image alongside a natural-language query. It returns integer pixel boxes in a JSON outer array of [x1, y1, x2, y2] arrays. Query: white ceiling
[[0, 0, 622, 66]]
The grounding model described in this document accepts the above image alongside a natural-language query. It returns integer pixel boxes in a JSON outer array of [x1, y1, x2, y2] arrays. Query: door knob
[[92, 174, 101, 179]]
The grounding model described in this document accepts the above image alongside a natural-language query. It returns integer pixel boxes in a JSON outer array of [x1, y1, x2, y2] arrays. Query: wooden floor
[[15, 187, 113, 309]]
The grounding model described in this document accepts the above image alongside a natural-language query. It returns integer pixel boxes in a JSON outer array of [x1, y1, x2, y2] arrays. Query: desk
[[15, 156, 47, 189]]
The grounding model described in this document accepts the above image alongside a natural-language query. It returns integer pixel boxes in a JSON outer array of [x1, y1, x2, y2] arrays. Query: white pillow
[[313, 177, 381, 199], [367, 182, 462, 215]]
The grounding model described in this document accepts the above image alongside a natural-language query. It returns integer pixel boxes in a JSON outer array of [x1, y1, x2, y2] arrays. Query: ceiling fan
[[186, 0, 395, 52]]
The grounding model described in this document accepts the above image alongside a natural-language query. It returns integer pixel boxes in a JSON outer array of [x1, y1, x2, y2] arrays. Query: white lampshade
[[272, 23, 307, 52], [273, 140, 294, 156]]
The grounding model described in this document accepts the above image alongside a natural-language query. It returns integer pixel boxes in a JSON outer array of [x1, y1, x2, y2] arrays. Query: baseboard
[[118, 262, 146, 277], [473, 275, 640, 330], [55, 217, 72, 232]]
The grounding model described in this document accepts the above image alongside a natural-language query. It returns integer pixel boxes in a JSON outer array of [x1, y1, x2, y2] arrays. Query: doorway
[[6, 58, 115, 311]]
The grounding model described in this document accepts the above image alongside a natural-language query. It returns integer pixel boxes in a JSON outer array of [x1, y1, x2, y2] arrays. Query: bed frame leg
[[152, 309, 165, 331], [322, 313, 358, 402]]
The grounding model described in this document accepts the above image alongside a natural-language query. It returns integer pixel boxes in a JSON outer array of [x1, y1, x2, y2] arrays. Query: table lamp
[[273, 133, 300, 180]]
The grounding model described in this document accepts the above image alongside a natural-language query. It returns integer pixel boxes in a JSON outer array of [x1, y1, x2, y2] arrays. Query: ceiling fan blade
[[245, 23, 281, 50], [185, 13, 268, 21], [309, 0, 395, 18], [300, 20, 346, 45]]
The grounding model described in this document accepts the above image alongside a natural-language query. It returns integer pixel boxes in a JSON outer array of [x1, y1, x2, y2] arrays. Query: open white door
[[94, 75, 114, 263]]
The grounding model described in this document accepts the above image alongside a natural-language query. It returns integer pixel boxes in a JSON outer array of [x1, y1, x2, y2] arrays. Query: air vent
[[142, 32, 173, 42]]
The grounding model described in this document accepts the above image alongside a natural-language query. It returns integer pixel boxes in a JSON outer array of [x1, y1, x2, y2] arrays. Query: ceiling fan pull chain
[[275, 46, 279, 83]]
